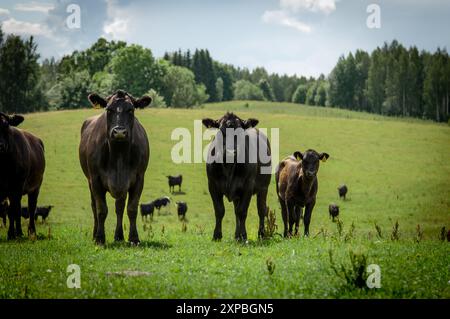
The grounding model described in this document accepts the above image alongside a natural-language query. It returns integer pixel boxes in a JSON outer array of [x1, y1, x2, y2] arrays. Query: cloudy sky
[[0, 0, 449, 77]]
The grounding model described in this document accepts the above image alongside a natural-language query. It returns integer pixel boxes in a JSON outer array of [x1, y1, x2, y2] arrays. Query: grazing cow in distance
[[79, 90, 152, 245], [338, 184, 348, 200], [447, 230, 450, 242], [202, 112, 271, 241], [34, 205, 53, 222], [0, 200, 8, 226], [153, 196, 171, 213], [167, 175, 182, 193], [276, 150, 329, 237], [140, 202, 155, 220], [0, 112, 45, 239], [329, 203, 339, 222], [176, 201, 188, 220]]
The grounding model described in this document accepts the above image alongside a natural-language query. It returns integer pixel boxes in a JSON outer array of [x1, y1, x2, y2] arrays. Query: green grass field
[[0, 101, 449, 298]]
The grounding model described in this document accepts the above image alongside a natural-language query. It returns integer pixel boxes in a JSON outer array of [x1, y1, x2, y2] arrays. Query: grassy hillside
[[0, 101, 449, 298]]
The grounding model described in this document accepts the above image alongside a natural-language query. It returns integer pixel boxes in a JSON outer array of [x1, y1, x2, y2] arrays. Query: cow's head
[[294, 149, 329, 179], [202, 112, 258, 158], [88, 90, 152, 143], [0, 112, 25, 154]]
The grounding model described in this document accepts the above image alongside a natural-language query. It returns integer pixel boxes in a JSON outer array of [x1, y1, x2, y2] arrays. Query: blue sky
[[0, 0, 449, 77]]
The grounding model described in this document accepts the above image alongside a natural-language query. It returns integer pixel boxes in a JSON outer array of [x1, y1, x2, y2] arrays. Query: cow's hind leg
[[280, 199, 289, 238], [256, 189, 268, 239], [27, 189, 39, 237], [114, 197, 126, 241], [285, 200, 296, 238], [294, 206, 302, 236]]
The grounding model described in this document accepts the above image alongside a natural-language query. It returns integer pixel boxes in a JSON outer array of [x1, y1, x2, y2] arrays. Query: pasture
[[0, 101, 449, 298]]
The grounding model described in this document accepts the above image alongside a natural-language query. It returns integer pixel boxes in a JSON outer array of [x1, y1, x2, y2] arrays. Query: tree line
[[0, 26, 448, 122]]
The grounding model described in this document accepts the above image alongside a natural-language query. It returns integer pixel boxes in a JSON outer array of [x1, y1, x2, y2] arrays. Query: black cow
[[21, 207, 29, 219], [202, 112, 271, 241], [167, 175, 182, 193], [176, 201, 188, 220], [153, 196, 171, 213], [34, 205, 53, 222], [328, 203, 339, 222], [79, 90, 152, 245], [276, 150, 329, 237], [338, 184, 348, 200], [0, 200, 8, 226], [0, 113, 45, 239], [140, 202, 155, 219]]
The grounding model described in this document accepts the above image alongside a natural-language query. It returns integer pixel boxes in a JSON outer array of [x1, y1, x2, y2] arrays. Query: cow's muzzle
[[111, 127, 129, 141]]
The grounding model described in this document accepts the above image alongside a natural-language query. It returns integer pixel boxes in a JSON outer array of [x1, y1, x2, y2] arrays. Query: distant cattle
[[447, 229, 450, 242], [153, 196, 171, 212], [79, 90, 152, 245], [176, 201, 188, 220], [167, 175, 182, 193], [338, 185, 348, 200], [0, 112, 45, 239], [202, 112, 271, 241], [328, 203, 339, 222], [140, 202, 155, 219], [276, 150, 329, 237], [22, 206, 53, 221], [0, 200, 8, 226]]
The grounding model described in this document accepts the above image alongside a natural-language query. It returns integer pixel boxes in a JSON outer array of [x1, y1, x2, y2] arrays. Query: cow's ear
[[243, 118, 259, 129], [294, 151, 303, 161], [8, 115, 24, 127], [202, 118, 219, 128], [319, 152, 330, 162], [88, 93, 107, 108], [134, 96, 152, 109]]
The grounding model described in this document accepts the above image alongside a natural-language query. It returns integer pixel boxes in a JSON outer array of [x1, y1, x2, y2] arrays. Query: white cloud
[[0, 8, 10, 16], [103, 18, 129, 40], [1, 18, 52, 37], [262, 10, 312, 33], [14, 2, 55, 13], [280, 0, 337, 15], [262, 0, 337, 33], [102, 0, 130, 40]]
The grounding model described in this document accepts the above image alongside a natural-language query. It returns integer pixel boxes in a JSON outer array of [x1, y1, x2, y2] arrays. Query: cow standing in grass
[[79, 90, 152, 245], [0, 113, 45, 239], [202, 112, 271, 241], [276, 150, 329, 237]]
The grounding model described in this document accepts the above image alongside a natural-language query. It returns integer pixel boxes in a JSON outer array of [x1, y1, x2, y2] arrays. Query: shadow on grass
[[105, 240, 172, 250], [0, 232, 51, 243], [171, 191, 186, 195]]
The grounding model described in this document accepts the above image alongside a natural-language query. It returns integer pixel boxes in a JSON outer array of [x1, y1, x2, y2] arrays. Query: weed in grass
[[374, 223, 383, 239], [329, 249, 368, 289], [264, 208, 278, 239], [415, 224, 424, 243], [439, 226, 446, 241], [344, 222, 355, 242], [266, 257, 275, 276], [336, 219, 344, 237], [391, 221, 400, 241]]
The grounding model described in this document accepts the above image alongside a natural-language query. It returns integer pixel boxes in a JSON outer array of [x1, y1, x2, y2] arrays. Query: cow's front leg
[[285, 200, 296, 238], [127, 176, 144, 245], [303, 200, 315, 237], [209, 185, 225, 241], [233, 193, 252, 242], [114, 196, 126, 241], [294, 206, 303, 236], [7, 195, 22, 239], [257, 189, 268, 239], [92, 181, 108, 245]]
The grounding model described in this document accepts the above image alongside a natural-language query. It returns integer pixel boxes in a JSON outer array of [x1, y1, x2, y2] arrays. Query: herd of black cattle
[[0, 90, 351, 244]]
